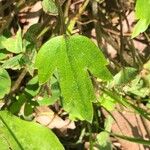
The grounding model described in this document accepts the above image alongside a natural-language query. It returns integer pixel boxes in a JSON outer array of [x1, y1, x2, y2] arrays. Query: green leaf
[[135, 0, 150, 20], [113, 67, 137, 85], [22, 43, 37, 75], [1, 54, 23, 70], [38, 97, 58, 106], [24, 76, 40, 97], [124, 75, 150, 98], [42, 0, 58, 15], [0, 68, 11, 99], [97, 132, 112, 150], [0, 49, 9, 60], [24, 23, 42, 43], [132, 0, 150, 38], [0, 35, 7, 49], [2, 28, 23, 53], [104, 116, 113, 131], [35, 35, 112, 122], [0, 111, 64, 150], [97, 116, 113, 149], [24, 101, 37, 116], [132, 19, 150, 38], [37, 76, 61, 106], [0, 135, 9, 150], [99, 94, 116, 111]]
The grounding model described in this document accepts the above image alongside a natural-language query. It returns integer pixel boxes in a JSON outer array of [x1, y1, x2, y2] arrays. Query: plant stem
[[55, 0, 66, 34], [11, 68, 27, 93], [67, 0, 90, 33], [2, 68, 27, 109], [76, 127, 86, 144], [92, 1, 102, 48], [87, 123, 94, 150]]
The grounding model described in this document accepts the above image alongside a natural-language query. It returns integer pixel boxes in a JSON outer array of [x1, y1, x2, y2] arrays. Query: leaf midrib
[[64, 38, 85, 106]]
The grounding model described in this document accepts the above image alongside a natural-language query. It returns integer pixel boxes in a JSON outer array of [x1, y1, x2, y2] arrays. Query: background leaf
[[132, 0, 150, 38], [0, 68, 11, 99], [0, 111, 64, 150], [24, 23, 43, 43], [0, 36, 7, 49], [42, 0, 58, 15], [132, 19, 150, 38], [97, 116, 113, 150], [99, 94, 116, 111], [1, 54, 23, 70], [0, 49, 9, 60], [113, 67, 137, 85], [2, 28, 23, 54], [135, 0, 150, 20]]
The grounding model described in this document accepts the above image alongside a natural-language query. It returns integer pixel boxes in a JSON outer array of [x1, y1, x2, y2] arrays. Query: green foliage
[[1, 28, 23, 53], [144, 59, 150, 70], [99, 94, 116, 111], [0, 0, 149, 149], [24, 75, 40, 97], [132, 0, 150, 38], [0, 49, 8, 60], [8, 94, 25, 114], [42, 0, 58, 15], [132, 19, 149, 38], [38, 76, 61, 106], [123, 75, 150, 98], [112, 67, 138, 85], [0, 111, 64, 150], [24, 24, 43, 43], [35, 35, 112, 122], [0, 36, 7, 49], [104, 89, 150, 121], [0, 68, 11, 99], [1, 54, 23, 70], [97, 116, 113, 150]]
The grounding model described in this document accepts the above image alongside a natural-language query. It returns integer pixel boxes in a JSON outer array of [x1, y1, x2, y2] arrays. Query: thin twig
[[64, 0, 71, 19], [11, 68, 28, 93], [67, 0, 90, 33], [118, 9, 126, 66], [55, 0, 66, 34], [87, 123, 94, 150], [92, 1, 102, 48]]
